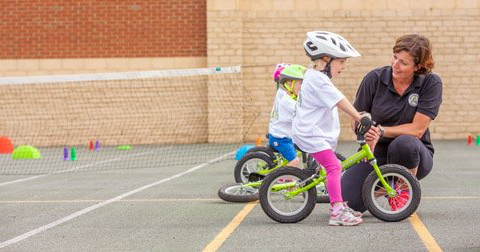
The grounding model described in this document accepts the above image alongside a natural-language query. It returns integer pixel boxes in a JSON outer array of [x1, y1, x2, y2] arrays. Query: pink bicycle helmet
[[273, 63, 291, 83]]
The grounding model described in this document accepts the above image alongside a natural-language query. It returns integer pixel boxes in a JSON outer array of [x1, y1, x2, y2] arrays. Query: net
[[0, 66, 258, 175]]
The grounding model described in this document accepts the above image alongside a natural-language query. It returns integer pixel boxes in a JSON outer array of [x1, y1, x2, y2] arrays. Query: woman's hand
[[366, 126, 381, 152]]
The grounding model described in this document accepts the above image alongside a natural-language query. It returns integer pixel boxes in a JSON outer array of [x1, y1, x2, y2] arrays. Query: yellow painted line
[[0, 198, 218, 203], [203, 201, 257, 252], [410, 213, 442, 252]]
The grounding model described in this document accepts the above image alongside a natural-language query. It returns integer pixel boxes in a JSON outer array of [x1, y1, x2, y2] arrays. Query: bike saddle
[[293, 144, 308, 163], [247, 172, 265, 182]]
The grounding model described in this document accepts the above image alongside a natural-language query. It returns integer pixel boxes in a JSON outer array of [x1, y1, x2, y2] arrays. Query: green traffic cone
[[476, 135, 480, 146], [70, 147, 77, 161]]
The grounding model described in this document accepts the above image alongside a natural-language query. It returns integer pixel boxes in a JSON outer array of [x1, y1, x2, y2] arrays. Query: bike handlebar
[[355, 116, 373, 137]]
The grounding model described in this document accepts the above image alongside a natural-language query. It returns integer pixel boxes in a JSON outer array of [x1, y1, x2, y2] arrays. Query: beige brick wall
[[207, 8, 248, 142], [0, 57, 217, 147], [208, 0, 480, 142], [0, 75, 213, 147]]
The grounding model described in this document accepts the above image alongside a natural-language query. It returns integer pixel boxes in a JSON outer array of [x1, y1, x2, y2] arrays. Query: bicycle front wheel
[[234, 152, 275, 183], [218, 183, 259, 203], [245, 145, 277, 160], [362, 164, 421, 222], [259, 167, 316, 223]]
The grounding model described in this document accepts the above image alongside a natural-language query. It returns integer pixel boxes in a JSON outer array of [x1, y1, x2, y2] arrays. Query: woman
[[341, 34, 443, 212]]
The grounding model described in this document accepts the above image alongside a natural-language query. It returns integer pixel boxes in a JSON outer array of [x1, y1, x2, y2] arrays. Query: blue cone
[[235, 145, 255, 160]]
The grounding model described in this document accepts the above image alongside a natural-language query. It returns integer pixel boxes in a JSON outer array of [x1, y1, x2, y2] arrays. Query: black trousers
[[341, 135, 433, 212]]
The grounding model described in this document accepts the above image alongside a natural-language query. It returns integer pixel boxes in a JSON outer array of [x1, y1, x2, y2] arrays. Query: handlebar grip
[[360, 116, 371, 126]]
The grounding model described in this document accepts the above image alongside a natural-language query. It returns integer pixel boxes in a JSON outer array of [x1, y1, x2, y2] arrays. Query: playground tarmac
[[0, 140, 479, 251]]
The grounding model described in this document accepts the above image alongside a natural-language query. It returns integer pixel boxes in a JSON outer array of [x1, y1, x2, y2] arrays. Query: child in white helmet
[[269, 64, 307, 167], [292, 31, 367, 226]]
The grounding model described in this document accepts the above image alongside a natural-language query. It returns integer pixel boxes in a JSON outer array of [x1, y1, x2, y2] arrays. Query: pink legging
[[311, 149, 343, 205]]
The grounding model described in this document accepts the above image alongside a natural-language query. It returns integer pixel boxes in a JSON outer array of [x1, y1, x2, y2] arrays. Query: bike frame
[[239, 150, 306, 189], [273, 142, 396, 199], [254, 149, 305, 176]]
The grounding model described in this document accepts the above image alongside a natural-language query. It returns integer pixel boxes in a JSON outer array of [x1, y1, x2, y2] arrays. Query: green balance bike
[[259, 117, 421, 222], [218, 143, 345, 203]]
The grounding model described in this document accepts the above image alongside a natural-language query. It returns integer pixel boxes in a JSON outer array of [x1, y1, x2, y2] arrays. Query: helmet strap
[[321, 58, 334, 79], [284, 80, 297, 100]]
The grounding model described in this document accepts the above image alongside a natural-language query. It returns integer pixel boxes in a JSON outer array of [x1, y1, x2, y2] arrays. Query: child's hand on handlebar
[[359, 111, 371, 120], [354, 112, 373, 135]]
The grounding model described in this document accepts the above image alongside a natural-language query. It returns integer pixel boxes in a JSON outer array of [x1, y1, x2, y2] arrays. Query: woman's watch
[[378, 125, 385, 138]]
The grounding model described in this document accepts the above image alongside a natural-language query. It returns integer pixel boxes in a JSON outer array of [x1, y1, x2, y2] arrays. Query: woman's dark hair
[[393, 34, 434, 74]]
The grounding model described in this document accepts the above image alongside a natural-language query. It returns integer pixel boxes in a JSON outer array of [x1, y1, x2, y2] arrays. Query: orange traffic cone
[[0, 136, 14, 154], [256, 137, 262, 147]]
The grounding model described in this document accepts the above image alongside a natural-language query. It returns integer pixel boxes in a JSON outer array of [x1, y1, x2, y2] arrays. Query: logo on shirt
[[293, 91, 302, 118], [270, 104, 279, 120], [408, 93, 419, 107]]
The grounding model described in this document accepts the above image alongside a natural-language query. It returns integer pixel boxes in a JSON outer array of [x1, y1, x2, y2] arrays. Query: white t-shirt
[[269, 89, 296, 139], [292, 69, 345, 153]]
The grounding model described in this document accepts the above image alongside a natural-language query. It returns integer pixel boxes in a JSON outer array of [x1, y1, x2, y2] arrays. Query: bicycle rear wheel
[[259, 167, 316, 223]]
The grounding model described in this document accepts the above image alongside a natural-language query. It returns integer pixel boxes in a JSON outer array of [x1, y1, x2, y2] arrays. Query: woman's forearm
[[383, 124, 424, 139], [383, 112, 431, 139]]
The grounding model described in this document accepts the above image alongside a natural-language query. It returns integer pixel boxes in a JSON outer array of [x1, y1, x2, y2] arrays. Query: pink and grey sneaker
[[329, 204, 363, 226], [342, 202, 363, 218], [329, 202, 363, 218]]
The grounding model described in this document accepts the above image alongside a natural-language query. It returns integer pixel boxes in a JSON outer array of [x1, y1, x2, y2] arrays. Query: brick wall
[[0, 0, 206, 59], [0, 0, 478, 147], [0, 74, 214, 147], [207, 0, 480, 141]]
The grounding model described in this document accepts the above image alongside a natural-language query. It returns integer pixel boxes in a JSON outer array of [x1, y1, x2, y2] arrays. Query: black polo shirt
[[353, 66, 442, 154]]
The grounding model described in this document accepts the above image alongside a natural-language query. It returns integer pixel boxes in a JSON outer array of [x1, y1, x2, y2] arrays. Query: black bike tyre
[[362, 164, 421, 222], [234, 152, 275, 183], [259, 167, 317, 223], [245, 145, 276, 160], [218, 183, 259, 203]]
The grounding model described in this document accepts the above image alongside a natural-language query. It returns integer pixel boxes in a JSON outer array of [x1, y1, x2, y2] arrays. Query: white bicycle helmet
[[303, 31, 361, 61]]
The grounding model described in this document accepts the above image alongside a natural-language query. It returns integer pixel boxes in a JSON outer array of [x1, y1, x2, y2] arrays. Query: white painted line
[[0, 175, 46, 187], [0, 151, 234, 249], [0, 198, 219, 204], [0, 149, 162, 187], [2, 196, 478, 204]]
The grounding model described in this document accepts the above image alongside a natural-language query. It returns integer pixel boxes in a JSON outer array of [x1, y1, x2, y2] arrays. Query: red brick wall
[[0, 0, 206, 59]]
